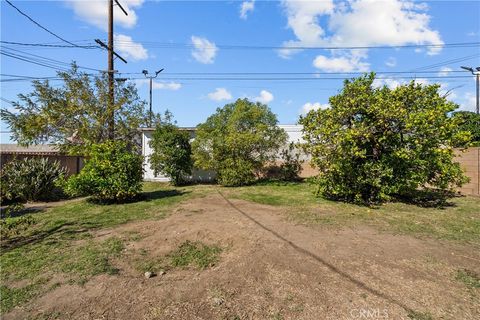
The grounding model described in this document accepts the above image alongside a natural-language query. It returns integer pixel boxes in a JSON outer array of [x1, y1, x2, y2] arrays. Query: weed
[[455, 269, 480, 289], [407, 310, 433, 320]]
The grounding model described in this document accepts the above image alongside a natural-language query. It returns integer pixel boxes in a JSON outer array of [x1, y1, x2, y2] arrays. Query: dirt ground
[[6, 192, 480, 320]]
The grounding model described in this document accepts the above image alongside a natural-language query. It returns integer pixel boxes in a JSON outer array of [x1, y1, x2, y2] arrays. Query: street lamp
[[460, 66, 480, 114], [143, 68, 164, 126]]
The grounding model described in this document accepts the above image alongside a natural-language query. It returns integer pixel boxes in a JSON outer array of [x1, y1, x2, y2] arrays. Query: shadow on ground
[[0, 189, 188, 252], [85, 189, 188, 205], [393, 189, 460, 209]]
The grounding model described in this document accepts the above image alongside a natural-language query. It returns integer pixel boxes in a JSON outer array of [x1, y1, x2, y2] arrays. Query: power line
[[1, 47, 102, 72], [412, 53, 480, 71], [1, 97, 16, 105], [4, 0, 91, 49], [1, 75, 472, 83], [3, 39, 480, 51], [0, 51, 70, 72], [0, 40, 98, 49], [110, 40, 480, 51], [132, 75, 471, 81], [120, 70, 467, 76]]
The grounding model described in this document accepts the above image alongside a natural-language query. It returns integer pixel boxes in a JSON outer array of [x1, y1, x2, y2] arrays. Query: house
[[139, 124, 311, 182]]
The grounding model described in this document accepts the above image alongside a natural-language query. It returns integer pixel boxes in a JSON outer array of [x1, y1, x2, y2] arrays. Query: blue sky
[[1, 0, 479, 142]]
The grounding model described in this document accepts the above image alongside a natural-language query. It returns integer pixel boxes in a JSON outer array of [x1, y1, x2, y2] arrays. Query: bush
[[0, 157, 66, 202], [278, 142, 304, 181], [300, 73, 470, 204], [65, 141, 143, 202], [149, 123, 192, 186], [452, 111, 480, 146], [192, 98, 287, 186], [218, 158, 257, 186]]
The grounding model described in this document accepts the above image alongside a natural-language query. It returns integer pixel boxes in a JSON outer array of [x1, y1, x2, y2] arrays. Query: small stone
[[159, 270, 166, 276], [144, 271, 155, 279], [212, 297, 224, 306]]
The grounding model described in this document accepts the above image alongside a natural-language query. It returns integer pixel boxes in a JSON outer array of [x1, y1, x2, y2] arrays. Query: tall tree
[[192, 98, 287, 186], [300, 73, 471, 204], [149, 122, 193, 186], [1, 64, 152, 153], [452, 111, 480, 146]]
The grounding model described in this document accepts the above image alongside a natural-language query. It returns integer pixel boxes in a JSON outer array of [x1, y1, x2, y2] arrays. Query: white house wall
[[142, 124, 304, 181]]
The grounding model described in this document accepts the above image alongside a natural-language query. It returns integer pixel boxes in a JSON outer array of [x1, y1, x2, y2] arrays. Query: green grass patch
[[132, 241, 222, 273], [455, 269, 480, 289], [60, 237, 124, 283], [227, 181, 480, 244], [0, 182, 207, 314], [407, 310, 433, 320], [0, 278, 48, 314], [169, 240, 222, 269]]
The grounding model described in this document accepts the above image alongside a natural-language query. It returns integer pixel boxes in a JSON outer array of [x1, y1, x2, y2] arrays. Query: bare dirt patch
[[5, 192, 479, 320]]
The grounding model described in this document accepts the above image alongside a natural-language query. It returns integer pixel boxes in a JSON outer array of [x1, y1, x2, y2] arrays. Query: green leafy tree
[[0, 64, 152, 153], [300, 73, 470, 204], [65, 141, 143, 202], [192, 98, 287, 186], [149, 122, 193, 185], [452, 111, 480, 146]]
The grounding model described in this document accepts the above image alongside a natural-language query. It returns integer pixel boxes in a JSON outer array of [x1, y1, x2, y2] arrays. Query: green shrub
[[0, 157, 66, 202], [278, 142, 304, 181], [149, 123, 192, 186], [218, 158, 257, 186], [65, 141, 143, 202], [300, 73, 470, 204], [452, 111, 480, 146], [192, 98, 287, 186]]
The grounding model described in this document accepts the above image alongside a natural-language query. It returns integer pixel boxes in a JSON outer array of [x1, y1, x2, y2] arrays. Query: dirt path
[[7, 192, 480, 320]]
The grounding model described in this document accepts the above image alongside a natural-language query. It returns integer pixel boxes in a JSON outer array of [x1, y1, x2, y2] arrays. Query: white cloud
[[373, 76, 431, 89], [438, 67, 452, 77], [65, 0, 144, 31], [300, 102, 330, 115], [191, 36, 218, 64], [313, 50, 369, 72], [240, 1, 255, 19], [254, 90, 274, 104], [152, 82, 181, 91], [280, 0, 443, 69], [136, 79, 181, 91], [114, 34, 148, 61], [208, 88, 232, 101], [385, 57, 397, 67]]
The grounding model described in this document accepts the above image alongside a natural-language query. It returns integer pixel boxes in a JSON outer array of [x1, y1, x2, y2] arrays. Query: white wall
[[142, 124, 304, 181]]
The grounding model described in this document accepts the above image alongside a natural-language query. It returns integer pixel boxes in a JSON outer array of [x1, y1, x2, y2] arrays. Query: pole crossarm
[[95, 39, 127, 64]]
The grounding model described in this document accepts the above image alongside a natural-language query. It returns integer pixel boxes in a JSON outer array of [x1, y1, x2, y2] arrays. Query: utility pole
[[460, 66, 480, 114], [142, 69, 164, 126], [108, 0, 114, 139], [95, 0, 128, 140]]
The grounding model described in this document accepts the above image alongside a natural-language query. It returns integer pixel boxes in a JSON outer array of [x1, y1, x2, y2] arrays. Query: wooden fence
[[0, 154, 84, 176]]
